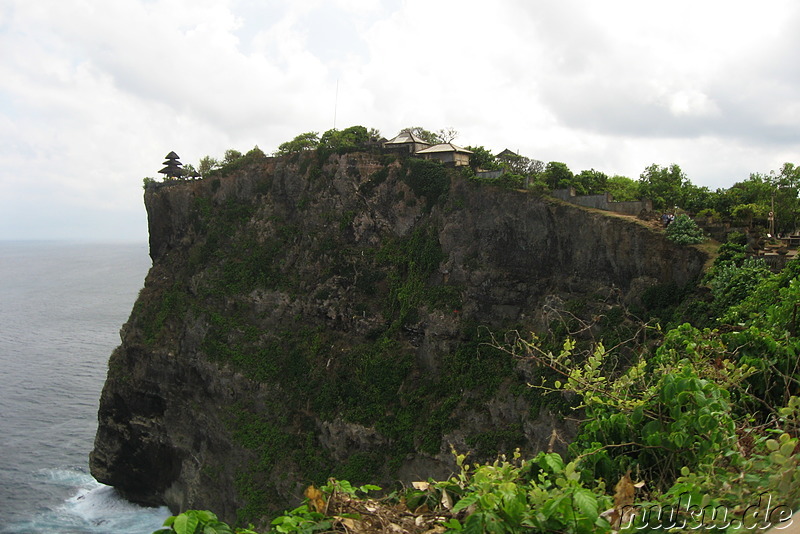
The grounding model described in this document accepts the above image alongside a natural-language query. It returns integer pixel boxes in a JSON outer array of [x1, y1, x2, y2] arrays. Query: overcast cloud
[[1, 0, 798, 241]]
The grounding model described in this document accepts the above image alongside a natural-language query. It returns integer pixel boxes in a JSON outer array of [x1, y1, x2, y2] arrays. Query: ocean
[[0, 241, 171, 533]]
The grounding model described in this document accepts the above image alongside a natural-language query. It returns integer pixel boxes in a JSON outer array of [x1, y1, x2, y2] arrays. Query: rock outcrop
[[90, 151, 706, 525]]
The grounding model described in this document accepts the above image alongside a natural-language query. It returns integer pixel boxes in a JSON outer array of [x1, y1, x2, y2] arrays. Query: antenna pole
[[333, 79, 339, 130]]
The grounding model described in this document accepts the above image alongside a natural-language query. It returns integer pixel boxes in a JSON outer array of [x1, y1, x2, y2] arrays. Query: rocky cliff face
[[90, 152, 706, 524]]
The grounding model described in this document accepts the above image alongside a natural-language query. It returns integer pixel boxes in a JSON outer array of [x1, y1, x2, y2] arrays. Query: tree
[[245, 145, 266, 159], [223, 149, 243, 164], [638, 163, 688, 210], [435, 127, 458, 143], [713, 175, 769, 222], [775, 162, 800, 188], [319, 125, 370, 153], [572, 169, 608, 196], [198, 156, 219, 178], [714, 170, 799, 234], [542, 161, 573, 190], [183, 163, 200, 179], [770, 163, 800, 233], [276, 132, 320, 155], [466, 146, 499, 171], [496, 150, 522, 172], [527, 158, 545, 176], [731, 203, 765, 229], [606, 175, 640, 202], [497, 151, 543, 177], [681, 183, 713, 213]]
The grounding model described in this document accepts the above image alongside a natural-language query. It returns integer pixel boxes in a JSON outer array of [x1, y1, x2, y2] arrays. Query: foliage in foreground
[[153, 509, 258, 534], [155, 412, 799, 533], [155, 249, 800, 533]]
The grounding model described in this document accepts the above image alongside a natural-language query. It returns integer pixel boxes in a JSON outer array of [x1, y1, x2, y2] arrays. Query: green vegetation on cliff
[[129, 150, 620, 525], [101, 146, 757, 533], [155, 234, 800, 533], [122, 128, 800, 533]]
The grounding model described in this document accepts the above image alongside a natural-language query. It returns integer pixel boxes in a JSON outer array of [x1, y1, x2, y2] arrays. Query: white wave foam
[[3, 467, 170, 534], [64, 481, 170, 531]]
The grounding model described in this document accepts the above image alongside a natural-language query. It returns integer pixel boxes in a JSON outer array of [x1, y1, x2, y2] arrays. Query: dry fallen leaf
[[414, 504, 430, 514], [613, 472, 635, 509], [606, 472, 636, 531], [412, 481, 430, 491], [304, 485, 326, 514], [335, 516, 361, 531], [440, 490, 453, 510]]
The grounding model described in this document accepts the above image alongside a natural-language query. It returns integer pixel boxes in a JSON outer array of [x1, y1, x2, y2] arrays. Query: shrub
[[726, 230, 748, 246], [707, 256, 771, 315], [403, 158, 449, 208], [696, 208, 720, 220], [665, 214, 706, 245], [495, 172, 525, 189]]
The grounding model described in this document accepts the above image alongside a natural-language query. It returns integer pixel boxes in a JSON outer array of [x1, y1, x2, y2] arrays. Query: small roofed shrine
[[159, 151, 184, 179]]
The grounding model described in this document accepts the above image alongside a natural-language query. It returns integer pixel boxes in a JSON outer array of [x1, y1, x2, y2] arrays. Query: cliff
[[90, 151, 707, 524]]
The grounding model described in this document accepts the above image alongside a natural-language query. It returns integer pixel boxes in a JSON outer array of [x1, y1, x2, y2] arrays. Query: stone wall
[[552, 187, 653, 215]]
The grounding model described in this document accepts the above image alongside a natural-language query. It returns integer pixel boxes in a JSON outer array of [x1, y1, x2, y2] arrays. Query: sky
[[1, 0, 799, 241]]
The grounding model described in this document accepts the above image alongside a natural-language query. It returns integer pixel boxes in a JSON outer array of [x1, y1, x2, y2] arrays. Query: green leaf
[[780, 440, 796, 457], [479, 493, 499, 509], [442, 518, 463, 531], [312, 520, 333, 531], [452, 494, 481, 514], [631, 405, 643, 424], [571, 488, 599, 520], [174, 513, 199, 534], [564, 461, 580, 482], [541, 494, 567, 519], [337, 480, 355, 494], [502, 497, 527, 525], [195, 511, 216, 523], [465, 511, 508, 534], [540, 453, 565, 473], [671, 431, 688, 448], [202, 523, 233, 534]]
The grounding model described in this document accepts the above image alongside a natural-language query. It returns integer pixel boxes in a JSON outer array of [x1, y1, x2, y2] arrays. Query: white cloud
[[1, 0, 799, 240], [664, 90, 719, 118]]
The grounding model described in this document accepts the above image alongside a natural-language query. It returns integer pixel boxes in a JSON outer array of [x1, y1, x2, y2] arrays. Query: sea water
[[0, 241, 171, 533]]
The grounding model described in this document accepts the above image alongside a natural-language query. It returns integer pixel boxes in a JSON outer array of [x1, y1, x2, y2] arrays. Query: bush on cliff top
[[665, 214, 706, 245]]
